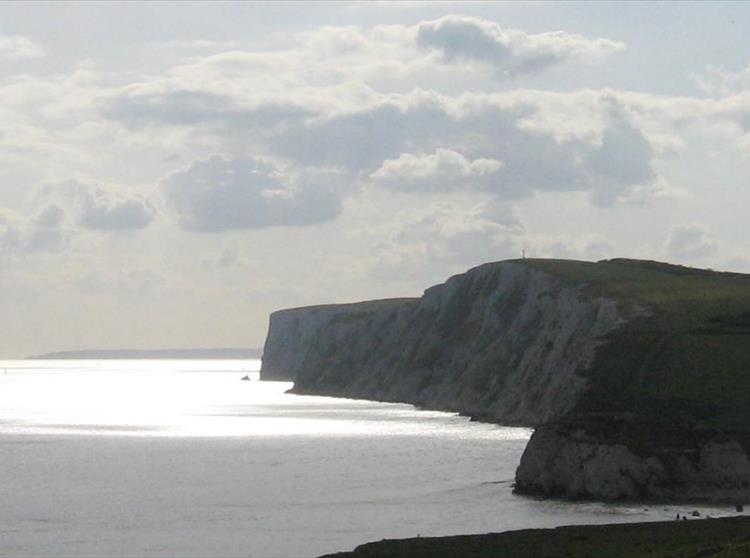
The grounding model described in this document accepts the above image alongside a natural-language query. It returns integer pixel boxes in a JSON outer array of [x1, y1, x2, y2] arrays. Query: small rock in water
[[240, 375, 251, 381], [691, 510, 700, 517], [736, 503, 744, 513]]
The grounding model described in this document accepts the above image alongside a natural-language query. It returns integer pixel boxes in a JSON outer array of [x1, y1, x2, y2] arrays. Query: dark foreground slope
[[261, 258, 750, 502], [321, 516, 750, 558]]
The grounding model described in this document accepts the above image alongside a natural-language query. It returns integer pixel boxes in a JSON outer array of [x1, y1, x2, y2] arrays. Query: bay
[[0, 360, 728, 557]]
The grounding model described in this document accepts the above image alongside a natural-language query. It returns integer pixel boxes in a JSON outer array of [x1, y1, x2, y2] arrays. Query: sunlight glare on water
[[0, 360, 731, 557], [0, 359, 526, 440]]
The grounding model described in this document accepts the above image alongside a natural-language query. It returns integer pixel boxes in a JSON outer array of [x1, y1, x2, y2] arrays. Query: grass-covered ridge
[[321, 516, 750, 558], [521, 258, 750, 432]]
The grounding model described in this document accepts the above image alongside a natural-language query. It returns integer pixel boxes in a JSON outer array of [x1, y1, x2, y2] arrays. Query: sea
[[0, 359, 733, 557]]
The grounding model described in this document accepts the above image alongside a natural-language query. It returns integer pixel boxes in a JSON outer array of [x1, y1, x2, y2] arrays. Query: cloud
[[101, 82, 679, 214], [92, 20, 745, 198], [275, 91, 660, 206], [106, 87, 314, 131], [586, 101, 657, 206], [161, 156, 342, 231], [416, 15, 624, 77], [0, 204, 68, 258], [77, 188, 156, 231], [721, 257, 750, 273], [665, 224, 718, 261], [361, 200, 522, 283], [34, 203, 65, 228], [0, 180, 155, 267], [0, 18, 723, 247], [43, 181, 156, 231], [76, 267, 166, 296], [100, 17, 627, 134], [0, 35, 44, 59], [149, 39, 245, 53], [105, 89, 242, 126], [520, 233, 615, 261], [202, 243, 249, 268], [692, 63, 750, 95], [369, 148, 501, 191]]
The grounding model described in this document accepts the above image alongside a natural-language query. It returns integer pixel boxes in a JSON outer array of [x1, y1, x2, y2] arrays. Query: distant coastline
[[27, 348, 263, 360]]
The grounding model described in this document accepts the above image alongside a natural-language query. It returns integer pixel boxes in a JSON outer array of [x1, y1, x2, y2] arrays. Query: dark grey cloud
[[201, 243, 250, 269], [25, 204, 67, 253], [78, 188, 156, 231], [105, 90, 313, 130], [106, 90, 239, 126], [162, 156, 341, 232], [40, 180, 156, 232], [0, 204, 68, 256], [270, 102, 437, 170], [106, 88, 659, 210], [33, 203, 65, 228], [0, 181, 155, 263], [102, 80, 658, 212], [418, 17, 525, 72], [586, 104, 656, 206], [416, 16, 624, 77], [272, 96, 658, 206]]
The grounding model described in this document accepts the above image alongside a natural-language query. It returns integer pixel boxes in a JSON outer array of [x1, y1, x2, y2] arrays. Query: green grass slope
[[522, 258, 750, 432]]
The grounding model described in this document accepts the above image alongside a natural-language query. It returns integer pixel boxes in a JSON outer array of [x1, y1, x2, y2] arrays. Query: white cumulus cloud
[[369, 148, 502, 191], [0, 35, 44, 59], [361, 200, 523, 283]]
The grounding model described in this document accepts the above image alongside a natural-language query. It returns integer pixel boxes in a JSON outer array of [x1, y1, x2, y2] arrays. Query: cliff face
[[516, 423, 750, 503], [261, 299, 416, 381], [262, 261, 627, 426], [261, 258, 750, 503]]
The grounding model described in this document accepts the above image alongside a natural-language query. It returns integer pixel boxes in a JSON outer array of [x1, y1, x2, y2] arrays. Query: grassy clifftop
[[521, 258, 750, 432]]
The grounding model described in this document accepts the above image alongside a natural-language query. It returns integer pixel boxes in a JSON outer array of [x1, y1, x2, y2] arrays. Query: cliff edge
[[263, 260, 628, 425], [260, 258, 750, 503]]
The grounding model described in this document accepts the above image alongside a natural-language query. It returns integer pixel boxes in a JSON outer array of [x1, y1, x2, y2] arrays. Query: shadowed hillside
[[525, 258, 750, 431]]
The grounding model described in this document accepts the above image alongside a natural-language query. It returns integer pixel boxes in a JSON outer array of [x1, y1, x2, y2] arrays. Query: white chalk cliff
[[262, 261, 625, 425], [516, 423, 750, 502], [260, 259, 750, 503]]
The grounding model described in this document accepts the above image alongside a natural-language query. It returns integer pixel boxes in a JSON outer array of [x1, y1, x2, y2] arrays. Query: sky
[[2, 1, 750, 357]]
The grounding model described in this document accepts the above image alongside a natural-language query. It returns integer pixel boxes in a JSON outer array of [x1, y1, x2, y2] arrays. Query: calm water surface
[[0, 360, 730, 557]]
